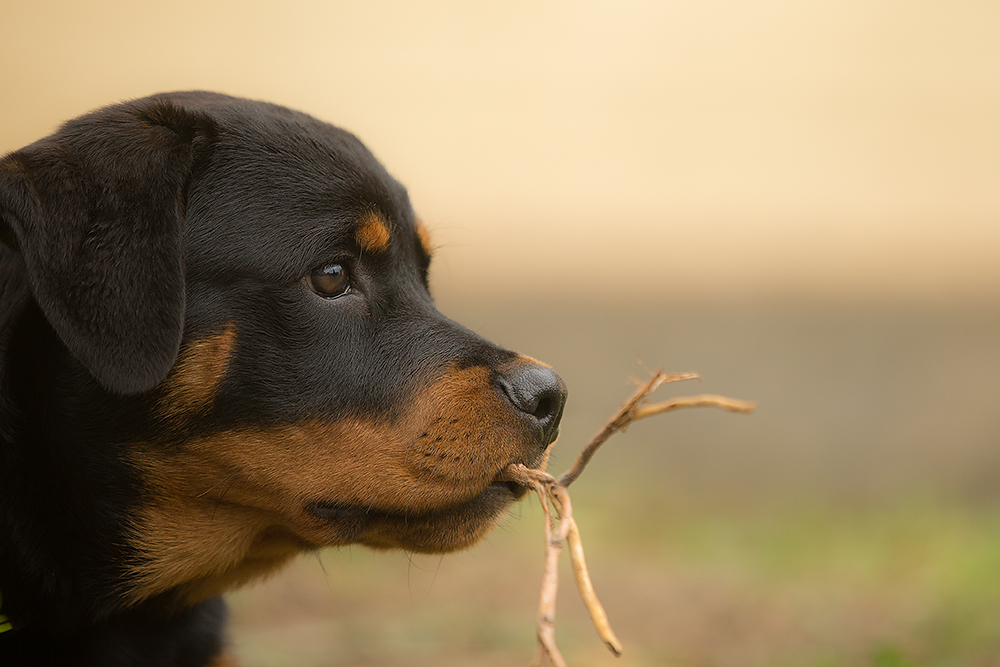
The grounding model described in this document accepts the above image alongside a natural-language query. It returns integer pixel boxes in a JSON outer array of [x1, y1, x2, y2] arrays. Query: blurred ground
[[226, 296, 1000, 666]]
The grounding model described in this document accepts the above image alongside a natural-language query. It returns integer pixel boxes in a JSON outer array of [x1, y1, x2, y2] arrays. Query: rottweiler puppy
[[0, 92, 566, 666]]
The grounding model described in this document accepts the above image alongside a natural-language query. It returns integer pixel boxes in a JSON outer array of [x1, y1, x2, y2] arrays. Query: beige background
[[4, 4, 1000, 665], [3, 0, 998, 303]]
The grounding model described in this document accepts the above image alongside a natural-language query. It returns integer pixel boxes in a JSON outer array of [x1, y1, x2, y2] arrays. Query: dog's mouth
[[307, 474, 532, 553], [308, 477, 531, 524], [499, 478, 530, 498]]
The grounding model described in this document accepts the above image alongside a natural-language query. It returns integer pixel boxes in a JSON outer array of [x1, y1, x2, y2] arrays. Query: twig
[[565, 516, 622, 655], [634, 393, 757, 419], [503, 369, 754, 666], [558, 372, 701, 487], [513, 467, 567, 667]]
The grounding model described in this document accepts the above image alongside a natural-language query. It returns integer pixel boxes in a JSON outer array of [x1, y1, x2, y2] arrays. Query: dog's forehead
[[181, 95, 412, 278]]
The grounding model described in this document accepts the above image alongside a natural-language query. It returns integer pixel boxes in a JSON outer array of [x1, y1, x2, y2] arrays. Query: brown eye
[[307, 263, 350, 298]]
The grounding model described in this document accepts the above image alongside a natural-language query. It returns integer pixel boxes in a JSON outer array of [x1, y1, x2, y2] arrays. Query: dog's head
[[0, 92, 565, 606]]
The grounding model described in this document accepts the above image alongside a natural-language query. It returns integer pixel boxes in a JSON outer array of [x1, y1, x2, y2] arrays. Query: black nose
[[497, 363, 568, 443]]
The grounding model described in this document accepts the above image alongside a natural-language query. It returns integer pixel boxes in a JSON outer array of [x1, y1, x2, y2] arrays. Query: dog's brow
[[355, 211, 391, 253], [414, 219, 433, 258]]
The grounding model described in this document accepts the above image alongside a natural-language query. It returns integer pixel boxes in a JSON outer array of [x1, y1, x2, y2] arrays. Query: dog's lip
[[496, 478, 530, 500], [309, 473, 531, 525]]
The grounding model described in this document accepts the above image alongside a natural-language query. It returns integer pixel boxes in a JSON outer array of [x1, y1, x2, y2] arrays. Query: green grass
[[227, 496, 1000, 666]]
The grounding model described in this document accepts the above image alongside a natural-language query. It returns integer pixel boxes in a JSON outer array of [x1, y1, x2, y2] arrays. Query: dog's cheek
[[122, 422, 391, 605], [124, 365, 532, 603], [124, 497, 309, 607], [360, 486, 516, 554], [155, 325, 237, 424]]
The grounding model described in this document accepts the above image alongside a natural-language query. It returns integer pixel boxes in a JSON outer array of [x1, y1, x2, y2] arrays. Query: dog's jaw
[[125, 346, 554, 606]]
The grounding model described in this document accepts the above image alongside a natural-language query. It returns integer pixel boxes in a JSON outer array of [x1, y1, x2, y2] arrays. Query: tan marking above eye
[[414, 219, 433, 258], [355, 210, 391, 252]]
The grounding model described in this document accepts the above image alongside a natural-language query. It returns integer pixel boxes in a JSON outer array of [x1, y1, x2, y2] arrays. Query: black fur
[[0, 93, 566, 666]]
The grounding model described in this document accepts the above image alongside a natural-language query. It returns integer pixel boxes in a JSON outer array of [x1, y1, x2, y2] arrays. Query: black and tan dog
[[0, 92, 566, 666]]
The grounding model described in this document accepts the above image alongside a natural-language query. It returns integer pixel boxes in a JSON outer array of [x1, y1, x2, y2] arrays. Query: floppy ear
[[0, 98, 212, 395]]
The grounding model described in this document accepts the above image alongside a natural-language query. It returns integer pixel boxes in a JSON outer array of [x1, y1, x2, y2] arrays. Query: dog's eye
[[307, 263, 350, 298]]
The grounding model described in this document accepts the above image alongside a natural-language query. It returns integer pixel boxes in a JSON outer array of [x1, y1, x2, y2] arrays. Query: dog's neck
[[0, 257, 129, 621], [0, 254, 229, 664]]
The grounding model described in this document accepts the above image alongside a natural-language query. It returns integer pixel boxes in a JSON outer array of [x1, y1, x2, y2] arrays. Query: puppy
[[0, 92, 566, 666]]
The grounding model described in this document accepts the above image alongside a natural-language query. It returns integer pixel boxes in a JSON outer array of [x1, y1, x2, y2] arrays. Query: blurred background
[[4, 1, 999, 665]]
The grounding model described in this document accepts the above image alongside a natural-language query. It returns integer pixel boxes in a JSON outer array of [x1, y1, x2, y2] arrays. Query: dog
[[0, 92, 566, 666]]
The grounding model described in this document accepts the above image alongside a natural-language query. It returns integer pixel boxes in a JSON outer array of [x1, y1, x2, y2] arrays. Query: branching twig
[[502, 369, 755, 666], [558, 372, 700, 487]]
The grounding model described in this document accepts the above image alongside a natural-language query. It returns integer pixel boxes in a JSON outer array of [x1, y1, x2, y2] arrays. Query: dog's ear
[[0, 98, 212, 395]]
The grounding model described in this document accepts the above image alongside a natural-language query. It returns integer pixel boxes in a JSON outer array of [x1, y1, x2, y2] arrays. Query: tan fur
[[0, 156, 27, 175], [156, 326, 236, 423], [127, 362, 540, 605], [355, 210, 391, 252], [516, 354, 552, 369], [414, 219, 433, 257], [206, 652, 241, 667]]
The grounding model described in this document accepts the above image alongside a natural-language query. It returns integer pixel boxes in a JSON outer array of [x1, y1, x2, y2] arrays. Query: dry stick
[[558, 371, 700, 488], [536, 483, 571, 667], [503, 369, 755, 666], [634, 393, 757, 420], [504, 464, 623, 662], [517, 469, 567, 667], [564, 516, 621, 655]]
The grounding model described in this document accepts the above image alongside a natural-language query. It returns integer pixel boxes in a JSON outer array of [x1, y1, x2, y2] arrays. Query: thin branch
[[558, 371, 700, 487], [503, 369, 755, 666], [565, 516, 622, 655], [634, 394, 756, 419]]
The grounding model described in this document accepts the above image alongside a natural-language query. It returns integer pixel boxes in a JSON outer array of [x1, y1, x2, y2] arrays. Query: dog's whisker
[[403, 434, 421, 466], [196, 470, 238, 499], [210, 475, 240, 522]]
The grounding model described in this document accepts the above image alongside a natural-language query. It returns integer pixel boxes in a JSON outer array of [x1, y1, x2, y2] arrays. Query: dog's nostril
[[533, 395, 555, 421], [497, 364, 567, 435]]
